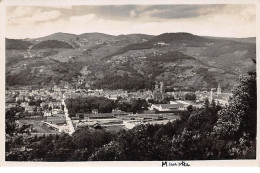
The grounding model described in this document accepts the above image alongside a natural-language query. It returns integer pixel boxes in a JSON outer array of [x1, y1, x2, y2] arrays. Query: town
[[5, 81, 232, 136], [4, 3, 257, 163]]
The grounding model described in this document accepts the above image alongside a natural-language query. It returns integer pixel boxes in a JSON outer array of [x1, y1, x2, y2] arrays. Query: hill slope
[[32, 40, 74, 49], [35, 32, 77, 42], [5, 32, 256, 91], [204, 36, 256, 44], [6, 38, 32, 50]]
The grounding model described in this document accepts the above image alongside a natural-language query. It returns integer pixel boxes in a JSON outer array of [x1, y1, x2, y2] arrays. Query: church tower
[[160, 81, 165, 94], [210, 88, 213, 103], [155, 82, 159, 90], [217, 84, 221, 95]]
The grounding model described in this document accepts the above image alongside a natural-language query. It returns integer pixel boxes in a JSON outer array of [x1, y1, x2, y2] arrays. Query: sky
[[6, 4, 256, 39]]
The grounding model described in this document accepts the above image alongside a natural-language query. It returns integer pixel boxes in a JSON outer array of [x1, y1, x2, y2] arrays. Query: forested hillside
[[32, 40, 74, 49], [6, 39, 32, 50], [6, 32, 256, 91]]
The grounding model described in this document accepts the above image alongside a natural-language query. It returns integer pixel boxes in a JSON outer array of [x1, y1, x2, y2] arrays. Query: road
[[62, 99, 75, 135]]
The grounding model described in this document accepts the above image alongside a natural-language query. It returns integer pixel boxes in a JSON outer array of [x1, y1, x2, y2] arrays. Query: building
[[52, 109, 64, 115], [195, 84, 231, 106], [153, 90, 163, 101], [20, 102, 29, 107], [49, 101, 62, 109], [6, 103, 19, 109], [34, 95, 41, 100], [210, 88, 214, 103], [112, 110, 133, 116], [153, 82, 165, 101], [40, 96, 48, 101], [150, 104, 186, 112], [215, 99, 229, 106], [92, 109, 99, 114], [40, 102, 47, 108], [16, 96, 24, 102], [84, 113, 115, 120], [160, 81, 165, 94], [105, 94, 118, 100], [76, 121, 100, 129], [24, 106, 36, 113], [217, 84, 222, 95], [63, 93, 82, 99], [150, 100, 190, 112], [44, 110, 52, 117], [24, 96, 31, 102]]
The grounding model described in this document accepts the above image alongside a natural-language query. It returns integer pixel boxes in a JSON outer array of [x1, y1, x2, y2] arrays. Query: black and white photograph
[[1, 0, 259, 166]]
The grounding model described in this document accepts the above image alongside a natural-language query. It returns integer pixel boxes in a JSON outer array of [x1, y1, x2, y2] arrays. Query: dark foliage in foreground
[[5, 72, 256, 161]]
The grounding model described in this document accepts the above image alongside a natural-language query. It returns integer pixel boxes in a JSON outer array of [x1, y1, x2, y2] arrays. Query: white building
[[150, 100, 190, 111], [44, 110, 52, 117]]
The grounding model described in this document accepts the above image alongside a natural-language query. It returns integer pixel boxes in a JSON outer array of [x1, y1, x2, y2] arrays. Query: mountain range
[[5, 32, 256, 91]]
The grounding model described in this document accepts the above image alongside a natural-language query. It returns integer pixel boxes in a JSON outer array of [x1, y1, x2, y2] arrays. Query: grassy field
[[18, 119, 60, 133]]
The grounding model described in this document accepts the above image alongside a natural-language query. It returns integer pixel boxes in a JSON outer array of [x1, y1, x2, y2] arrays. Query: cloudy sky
[[6, 4, 256, 39]]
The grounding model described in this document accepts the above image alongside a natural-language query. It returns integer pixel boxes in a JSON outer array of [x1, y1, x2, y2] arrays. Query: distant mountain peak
[[150, 32, 212, 43]]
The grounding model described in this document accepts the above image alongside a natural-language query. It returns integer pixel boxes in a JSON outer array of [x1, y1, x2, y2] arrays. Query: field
[[18, 119, 60, 134]]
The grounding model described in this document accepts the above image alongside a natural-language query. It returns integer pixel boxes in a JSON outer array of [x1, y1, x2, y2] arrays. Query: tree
[[187, 105, 194, 113], [212, 73, 256, 159], [211, 99, 216, 110], [162, 95, 175, 103], [18, 124, 33, 134], [5, 108, 18, 136], [99, 101, 113, 113], [184, 93, 196, 100], [16, 100, 22, 105], [204, 98, 210, 109], [148, 99, 155, 104], [213, 73, 257, 139], [88, 141, 125, 161]]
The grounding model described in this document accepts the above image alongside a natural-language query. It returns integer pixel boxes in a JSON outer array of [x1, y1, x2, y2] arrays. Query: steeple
[[160, 81, 165, 94], [217, 84, 221, 95], [210, 88, 213, 103], [155, 82, 159, 90]]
